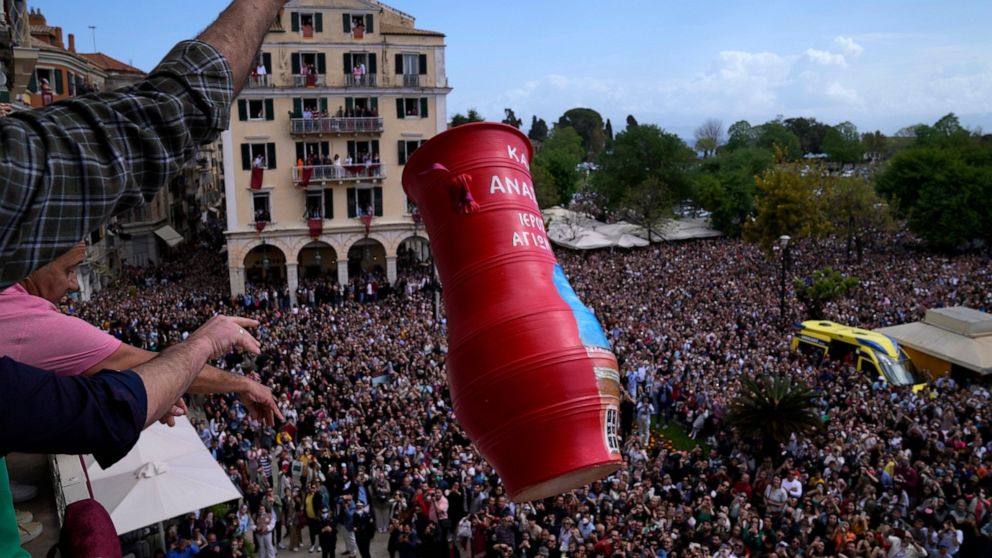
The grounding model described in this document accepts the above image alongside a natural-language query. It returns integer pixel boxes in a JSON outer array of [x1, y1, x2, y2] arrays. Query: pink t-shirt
[[0, 284, 122, 376]]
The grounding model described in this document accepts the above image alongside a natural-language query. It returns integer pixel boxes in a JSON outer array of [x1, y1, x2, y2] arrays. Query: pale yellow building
[[223, 0, 448, 303]]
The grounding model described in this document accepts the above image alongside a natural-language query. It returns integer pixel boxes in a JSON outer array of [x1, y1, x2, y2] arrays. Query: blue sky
[[33, 0, 992, 141]]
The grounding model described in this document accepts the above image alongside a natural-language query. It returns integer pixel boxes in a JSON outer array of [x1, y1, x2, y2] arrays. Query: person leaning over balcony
[[0, 0, 289, 553], [0, 242, 283, 423]]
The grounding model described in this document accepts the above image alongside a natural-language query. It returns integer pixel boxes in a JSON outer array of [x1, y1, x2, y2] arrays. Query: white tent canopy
[[85, 416, 240, 535], [544, 207, 718, 250]]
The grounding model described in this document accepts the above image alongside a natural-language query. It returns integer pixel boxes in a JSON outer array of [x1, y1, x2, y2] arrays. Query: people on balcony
[[254, 209, 271, 223]]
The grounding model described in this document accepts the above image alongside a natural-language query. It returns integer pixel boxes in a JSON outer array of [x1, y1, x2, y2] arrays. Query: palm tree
[[726, 375, 822, 455]]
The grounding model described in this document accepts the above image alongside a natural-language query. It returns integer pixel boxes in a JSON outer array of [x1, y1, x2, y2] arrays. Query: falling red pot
[[402, 122, 623, 501]]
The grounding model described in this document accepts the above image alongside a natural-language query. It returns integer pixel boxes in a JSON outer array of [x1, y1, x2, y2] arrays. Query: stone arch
[[243, 242, 288, 285], [297, 240, 337, 279], [346, 237, 387, 280], [396, 234, 431, 273]]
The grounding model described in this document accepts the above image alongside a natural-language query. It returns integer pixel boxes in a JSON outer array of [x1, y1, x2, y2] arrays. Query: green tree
[[793, 267, 859, 319], [694, 119, 723, 158], [755, 121, 802, 161], [557, 108, 606, 160], [530, 162, 559, 208], [692, 147, 774, 236], [861, 130, 887, 162], [592, 124, 695, 240], [604, 119, 614, 150], [625, 114, 639, 129], [784, 117, 831, 154], [528, 116, 548, 144], [726, 120, 757, 150], [501, 108, 522, 129], [727, 376, 821, 455], [533, 126, 584, 206], [822, 121, 864, 164], [450, 109, 484, 127], [823, 176, 892, 262], [743, 165, 830, 251]]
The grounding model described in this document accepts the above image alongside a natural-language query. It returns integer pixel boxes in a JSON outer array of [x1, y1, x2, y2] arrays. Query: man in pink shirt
[[0, 242, 281, 424]]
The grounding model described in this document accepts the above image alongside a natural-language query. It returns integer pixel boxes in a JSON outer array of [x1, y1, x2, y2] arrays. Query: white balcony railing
[[345, 74, 377, 88], [247, 74, 273, 88], [292, 164, 385, 184], [290, 117, 383, 135], [402, 74, 420, 87], [293, 74, 326, 88]]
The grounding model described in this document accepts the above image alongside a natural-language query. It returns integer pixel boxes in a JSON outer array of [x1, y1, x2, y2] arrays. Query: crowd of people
[[71, 231, 992, 558]]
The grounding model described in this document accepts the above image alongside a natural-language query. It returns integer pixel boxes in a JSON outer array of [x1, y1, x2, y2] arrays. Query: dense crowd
[[71, 232, 992, 558]]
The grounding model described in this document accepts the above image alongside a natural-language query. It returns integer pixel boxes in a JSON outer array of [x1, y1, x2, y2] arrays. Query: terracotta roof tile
[[77, 52, 145, 75], [379, 22, 444, 38]]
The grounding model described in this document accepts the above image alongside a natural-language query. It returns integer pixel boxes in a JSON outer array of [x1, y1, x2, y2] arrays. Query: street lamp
[[779, 235, 791, 330]]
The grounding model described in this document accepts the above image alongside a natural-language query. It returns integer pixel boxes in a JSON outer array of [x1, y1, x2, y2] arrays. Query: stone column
[[337, 258, 349, 287], [386, 255, 398, 285], [229, 265, 246, 297], [286, 262, 299, 307]]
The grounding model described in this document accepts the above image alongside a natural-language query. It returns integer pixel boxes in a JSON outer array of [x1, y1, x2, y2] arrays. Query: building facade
[[223, 0, 448, 304]]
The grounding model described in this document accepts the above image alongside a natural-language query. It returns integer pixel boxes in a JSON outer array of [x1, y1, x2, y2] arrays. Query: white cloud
[[834, 36, 864, 58], [805, 48, 847, 67], [825, 81, 862, 105]]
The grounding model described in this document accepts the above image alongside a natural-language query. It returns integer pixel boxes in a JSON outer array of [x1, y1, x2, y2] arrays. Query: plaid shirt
[[0, 40, 232, 288]]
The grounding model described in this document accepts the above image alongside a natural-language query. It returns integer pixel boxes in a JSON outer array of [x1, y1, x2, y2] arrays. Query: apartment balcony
[[247, 74, 273, 88], [292, 164, 385, 185], [293, 73, 326, 88], [345, 74, 377, 88], [402, 74, 420, 88], [290, 117, 383, 136]]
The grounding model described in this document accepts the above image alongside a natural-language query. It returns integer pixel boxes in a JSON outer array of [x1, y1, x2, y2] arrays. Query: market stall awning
[[153, 225, 184, 248]]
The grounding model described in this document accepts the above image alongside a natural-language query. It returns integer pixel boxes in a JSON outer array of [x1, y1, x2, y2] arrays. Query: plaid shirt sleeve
[[0, 40, 232, 288]]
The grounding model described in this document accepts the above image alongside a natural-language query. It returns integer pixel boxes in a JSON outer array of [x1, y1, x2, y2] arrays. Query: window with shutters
[[35, 68, 54, 91], [247, 99, 266, 120], [346, 140, 379, 163], [397, 53, 427, 87], [345, 52, 376, 87], [238, 99, 275, 122], [343, 13, 374, 38], [347, 187, 384, 218], [305, 191, 326, 219], [296, 141, 330, 163], [241, 143, 277, 170], [293, 52, 326, 87], [398, 97, 429, 118], [252, 192, 272, 223], [291, 11, 322, 38], [397, 140, 426, 165]]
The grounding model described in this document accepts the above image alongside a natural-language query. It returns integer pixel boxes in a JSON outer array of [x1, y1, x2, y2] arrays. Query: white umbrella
[[85, 416, 241, 536]]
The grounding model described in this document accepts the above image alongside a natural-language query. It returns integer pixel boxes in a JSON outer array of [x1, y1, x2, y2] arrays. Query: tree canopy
[[532, 126, 584, 207], [822, 121, 864, 164], [528, 116, 549, 144], [450, 109, 484, 127], [743, 165, 830, 251], [501, 108, 522, 129], [557, 108, 607, 160], [692, 147, 774, 237]]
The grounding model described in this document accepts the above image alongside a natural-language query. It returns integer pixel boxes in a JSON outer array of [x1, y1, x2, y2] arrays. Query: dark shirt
[[0, 40, 232, 287], [0, 357, 147, 468]]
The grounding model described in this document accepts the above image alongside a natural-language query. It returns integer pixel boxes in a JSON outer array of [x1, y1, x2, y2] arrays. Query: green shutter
[[293, 98, 303, 118], [320, 141, 330, 157], [314, 12, 323, 33], [324, 189, 334, 219], [398, 140, 407, 165], [373, 187, 383, 216], [419, 54, 428, 75], [343, 53, 352, 75], [396, 98, 404, 119], [371, 140, 379, 157], [345, 97, 354, 111], [370, 97, 378, 112], [54, 69, 63, 95], [347, 188, 357, 218], [366, 14, 374, 33], [291, 12, 300, 32], [262, 52, 272, 74], [320, 97, 328, 113], [266, 143, 277, 169], [237, 99, 248, 121], [420, 97, 428, 118], [27, 73, 37, 93], [316, 53, 326, 75], [368, 54, 377, 74], [347, 140, 356, 161], [264, 99, 274, 121], [395, 54, 403, 75], [296, 142, 305, 162], [241, 144, 251, 170], [291, 53, 301, 75], [342, 13, 351, 32]]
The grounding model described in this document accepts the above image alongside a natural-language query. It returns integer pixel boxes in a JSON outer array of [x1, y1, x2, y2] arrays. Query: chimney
[[68, 33, 75, 53], [53, 26, 63, 49], [28, 8, 46, 28]]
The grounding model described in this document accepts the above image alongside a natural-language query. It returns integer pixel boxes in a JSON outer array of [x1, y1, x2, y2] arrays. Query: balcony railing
[[402, 74, 420, 87], [290, 117, 383, 135], [345, 74, 377, 88], [292, 164, 385, 184], [293, 74, 326, 88], [248, 74, 273, 88]]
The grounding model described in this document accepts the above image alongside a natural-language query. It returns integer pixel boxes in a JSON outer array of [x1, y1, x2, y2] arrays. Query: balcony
[[290, 117, 383, 135], [402, 74, 420, 88], [292, 164, 385, 185], [345, 74, 377, 88], [293, 74, 326, 88], [248, 74, 273, 88]]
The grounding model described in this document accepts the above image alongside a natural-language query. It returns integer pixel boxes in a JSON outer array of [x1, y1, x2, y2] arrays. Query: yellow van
[[791, 320, 928, 392]]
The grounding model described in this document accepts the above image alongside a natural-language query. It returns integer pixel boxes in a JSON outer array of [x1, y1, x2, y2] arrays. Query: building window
[[291, 11, 322, 36], [248, 99, 266, 120], [295, 141, 330, 164], [240, 143, 277, 170], [346, 140, 379, 164], [342, 96, 378, 116], [305, 190, 334, 220], [343, 52, 377, 86], [347, 187, 383, 218], [395, 97, 429, 119], [253, 192, 271, 223], [397, 139, 426, 165], [342, 13, 374, 36], [237, 99, 275, 121]]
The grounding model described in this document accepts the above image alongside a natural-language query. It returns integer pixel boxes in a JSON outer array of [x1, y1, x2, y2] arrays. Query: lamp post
[[779, 235, 791, 330]]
